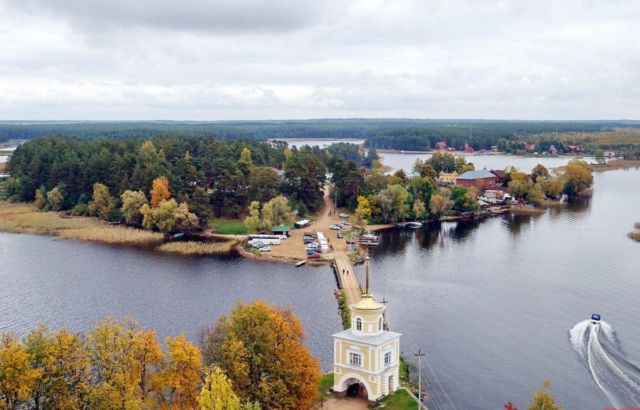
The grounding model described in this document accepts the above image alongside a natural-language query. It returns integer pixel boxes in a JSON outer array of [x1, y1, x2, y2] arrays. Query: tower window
[[384, 351, 392, 365], [356, 318, 362, 331], [378, 317, 383, 331], [349, 352, 362, 367]]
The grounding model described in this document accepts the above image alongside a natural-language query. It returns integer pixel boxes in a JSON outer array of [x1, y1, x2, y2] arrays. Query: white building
[[332, 258, 402, 401]]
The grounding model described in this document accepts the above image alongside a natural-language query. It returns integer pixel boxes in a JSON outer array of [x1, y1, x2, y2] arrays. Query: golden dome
[[351, 294, 385, 311]]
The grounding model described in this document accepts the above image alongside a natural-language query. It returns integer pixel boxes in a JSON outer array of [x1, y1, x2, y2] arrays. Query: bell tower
[[332, 257, 402, 401]]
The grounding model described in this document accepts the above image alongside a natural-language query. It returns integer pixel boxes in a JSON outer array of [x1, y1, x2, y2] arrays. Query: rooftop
[[457, 170, 497, 180], [332, 328, 402, 346]]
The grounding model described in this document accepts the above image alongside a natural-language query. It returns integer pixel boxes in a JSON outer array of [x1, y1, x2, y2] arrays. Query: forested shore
[[2, 120, 640, 159]]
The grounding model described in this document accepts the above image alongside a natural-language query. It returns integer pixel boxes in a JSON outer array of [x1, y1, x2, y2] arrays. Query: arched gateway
[[332, 258, 402, 401]]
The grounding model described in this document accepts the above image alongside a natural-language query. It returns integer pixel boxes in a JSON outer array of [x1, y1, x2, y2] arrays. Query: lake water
[[1, 160, 639, 409], [356, 167, 640, 409], [0, 239, 341, 370], [276, 138, 365, 149], [381, 151, 593, 173]]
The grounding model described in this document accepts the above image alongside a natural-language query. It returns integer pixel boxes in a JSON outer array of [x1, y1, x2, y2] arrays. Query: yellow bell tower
[[332, 257, 402, 401]]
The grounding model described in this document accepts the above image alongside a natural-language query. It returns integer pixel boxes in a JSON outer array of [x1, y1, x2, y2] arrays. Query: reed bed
[[156, 240, 238, 255], [57, 226, 164, 246], [0, 202, 94, 234], [629, 222, 640, 242]]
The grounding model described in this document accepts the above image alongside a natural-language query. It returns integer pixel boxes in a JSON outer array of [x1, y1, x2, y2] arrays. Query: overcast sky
[[1, 0, 639, 120]]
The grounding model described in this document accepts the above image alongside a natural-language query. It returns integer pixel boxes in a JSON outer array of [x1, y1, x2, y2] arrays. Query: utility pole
[[414, 349, 426, 403]]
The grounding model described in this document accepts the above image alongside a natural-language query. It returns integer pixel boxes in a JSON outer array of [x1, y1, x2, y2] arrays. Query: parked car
[[303, 237, 314, 244], [306, 249, 318, 255], [342, 221, 351, 226], [307, 253, 321, 259], [258, 246, 271, 252], [337, 231, 344, 239], [339, 213, 349, 218], [250, 241, 265, 249], [329, 224, 341, 230]]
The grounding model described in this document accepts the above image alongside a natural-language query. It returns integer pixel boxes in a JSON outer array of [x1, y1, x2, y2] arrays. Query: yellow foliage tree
[[200, 300, 320, 410], [156, 334, 203, 409], [198, 366, 241, 410], [150, 177, 171, 208], [0, 333, 39, 408]]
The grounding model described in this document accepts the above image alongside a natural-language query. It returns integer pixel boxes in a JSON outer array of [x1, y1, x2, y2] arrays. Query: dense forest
[[0, 119, 640, 157], [4, 137, 377, 228]]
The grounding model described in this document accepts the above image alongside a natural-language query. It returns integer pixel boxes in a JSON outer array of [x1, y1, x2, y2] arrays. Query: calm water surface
[[381, 151, 593, 173], [0, 240, 341, 369], [357, 167, 640, 409], [1, 162, 639, 409]]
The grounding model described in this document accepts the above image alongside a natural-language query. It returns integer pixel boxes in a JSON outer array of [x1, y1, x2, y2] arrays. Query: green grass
[[371, 389, 419, 409], [337, 290, 351, 329], [210, 218, 248, 235], [399, 356, 410, 384], [317, 372, 334, 401]]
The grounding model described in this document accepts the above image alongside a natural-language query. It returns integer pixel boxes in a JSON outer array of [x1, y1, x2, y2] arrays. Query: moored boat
[[407, 221, 423, 228]]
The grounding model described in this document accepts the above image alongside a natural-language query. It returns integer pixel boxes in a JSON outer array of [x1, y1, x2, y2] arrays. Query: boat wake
[[570, 320, 640, 407]]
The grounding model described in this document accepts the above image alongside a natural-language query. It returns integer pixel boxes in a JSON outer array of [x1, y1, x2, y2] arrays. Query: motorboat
[[295, 260, 307, 267], [361, 234, 378, 241], [407, 221, 423, 228], [590, 313, 601, 325]]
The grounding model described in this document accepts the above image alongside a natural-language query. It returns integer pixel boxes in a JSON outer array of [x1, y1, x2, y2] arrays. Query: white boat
[[361, 234, 378, 241], [407, 222, 423, 228]]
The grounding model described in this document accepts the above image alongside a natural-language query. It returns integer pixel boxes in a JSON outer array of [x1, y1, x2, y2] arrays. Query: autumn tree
[[198, 366, 242, 410], [199, 300, 321, 410], [351, 195, 372, 228], [430, 188, 453, 217], [46, 186, 64, 211], [244, 201, 262, 233], [376, 184, 409, 223], [527, 380, 562, 410], [34, 187, 47, 210], [537, 177, 565, 199], [562, 160, 593, 196], [153, 199, 198, 234], [412, 198, 427, 219], [150, 176, 171, 208], [531, 164, 550, 182], [155, 334, 203, 409], [261, 195, 295, 230], [0, 333, 38, 408], [120, 190, 148, 227], [88, 183, 115, 220]]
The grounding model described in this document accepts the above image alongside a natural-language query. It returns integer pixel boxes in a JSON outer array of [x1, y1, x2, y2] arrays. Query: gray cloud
[[10, 0, 331, 33], [0, 0, 639, 120]]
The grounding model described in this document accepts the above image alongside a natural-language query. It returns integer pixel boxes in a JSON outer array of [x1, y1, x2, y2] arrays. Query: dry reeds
[[629, 223, 640, 242], [57, 226, 164, 247], [0, 202, 93, 234], [156, 240, 238, 255]]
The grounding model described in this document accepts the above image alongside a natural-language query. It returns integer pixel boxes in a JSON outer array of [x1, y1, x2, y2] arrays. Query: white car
[[329, 224, 342, 230], [339, 213, 349, 218], [258, 246, 272, 252]]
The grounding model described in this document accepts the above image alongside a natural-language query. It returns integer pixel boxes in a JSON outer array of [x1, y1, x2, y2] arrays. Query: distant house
[[438, 171, 458, 185], [456, 170, 499, 190], [524, 142, 535, 151], [436, 141, 447, 150], [549, 145, 558, 156], [464, 143, 474, 153], [491, 145, 498, 152], [604, 150, 616, 158], [568, 145, 584, 153]]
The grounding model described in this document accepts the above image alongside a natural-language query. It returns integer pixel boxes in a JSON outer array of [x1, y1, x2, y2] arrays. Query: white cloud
[[0, 0, 638, 120]]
